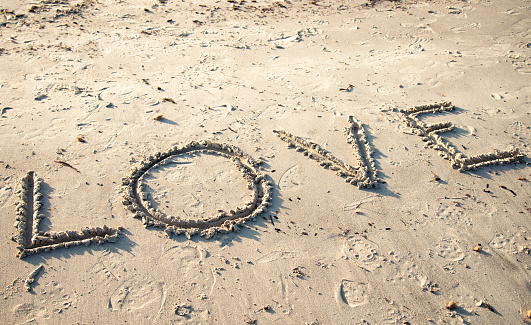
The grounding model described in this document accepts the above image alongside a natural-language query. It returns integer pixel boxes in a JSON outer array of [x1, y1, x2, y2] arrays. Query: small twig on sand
[[498, 185, 516, 196], [54, 160, 80, 173], [436, 196, 468, 200]]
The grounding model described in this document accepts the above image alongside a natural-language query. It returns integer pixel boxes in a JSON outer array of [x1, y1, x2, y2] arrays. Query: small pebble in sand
[[76, 135, 86, 143], [446, 301, 457, 310], [473, 245, 482, 252], [153, 114, 164, 121], [527, 309, 531, 318]]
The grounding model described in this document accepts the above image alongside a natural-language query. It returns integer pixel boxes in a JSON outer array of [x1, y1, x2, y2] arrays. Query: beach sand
[[0, 0, 530, 323]]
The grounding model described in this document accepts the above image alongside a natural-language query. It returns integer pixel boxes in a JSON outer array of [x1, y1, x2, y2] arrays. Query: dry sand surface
[[1, 0, 530, 323]]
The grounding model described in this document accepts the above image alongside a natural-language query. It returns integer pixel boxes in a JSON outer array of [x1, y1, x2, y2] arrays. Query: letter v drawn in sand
[[11, 171, 122, 258], [398, 102, 524, 171], [274, 116, 379, 188]]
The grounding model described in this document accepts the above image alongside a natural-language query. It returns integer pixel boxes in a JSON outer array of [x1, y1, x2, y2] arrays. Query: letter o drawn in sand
[[121, 140, 273, 238]]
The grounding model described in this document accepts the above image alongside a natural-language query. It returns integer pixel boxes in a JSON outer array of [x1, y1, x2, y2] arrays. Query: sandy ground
[[0, 0, 530, 324]]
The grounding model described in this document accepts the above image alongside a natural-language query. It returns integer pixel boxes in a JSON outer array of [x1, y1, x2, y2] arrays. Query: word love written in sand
[[11, 102, 524, 258]]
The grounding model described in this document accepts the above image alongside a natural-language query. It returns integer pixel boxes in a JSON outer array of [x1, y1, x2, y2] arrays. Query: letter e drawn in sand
[[273, 116, 379, 188], [121, 140, 273, 239], [11, 171, 122, 258], [398, 102, 524, 171]]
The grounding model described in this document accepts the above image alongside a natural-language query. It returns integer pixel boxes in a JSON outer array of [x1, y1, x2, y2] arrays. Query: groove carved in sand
[[121, 140, 272, 238], [11, 171, 122, 258], [273, 116, 379, 188], [399, 102, 524, 171]]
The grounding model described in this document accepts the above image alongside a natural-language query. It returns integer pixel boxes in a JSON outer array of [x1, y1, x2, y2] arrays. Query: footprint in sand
[[13, 302, 36, 319], [278, 165, 305, 191], [490, 233, 514, 252], [397, 60, 437, 85], [337, 280, 369, 308], [342, 237, 383, 271], [157, 245, 206, 272], [398, 60, 437, 75], [426, 70, 464, 87], [435, 205, 472, 227], [92, 255, 125, 285], [512, 18, 531, 37], [13, 281, 76, 322], [505, 121, 531, 145], [12, 302, 50, 323], [450, 22, 480, 34], [513, 60, 531, 75], [504, 7, 526, 15], [23, 117, 66, 141], [256, 250, 296, 264], [255, 104, 293, 120], [516, 42, 531, 50], [384, 253, 434, 292], [40, 281, 76, 314], [108, 279, 164, 312], [489, 227, 530, 255], [508, 18, 531, 75], [0, 185, 12, 209], [432, 238, 466, 262]]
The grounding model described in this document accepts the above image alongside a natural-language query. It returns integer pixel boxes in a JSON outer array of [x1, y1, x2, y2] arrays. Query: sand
[[0, 0, 530, 324]]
